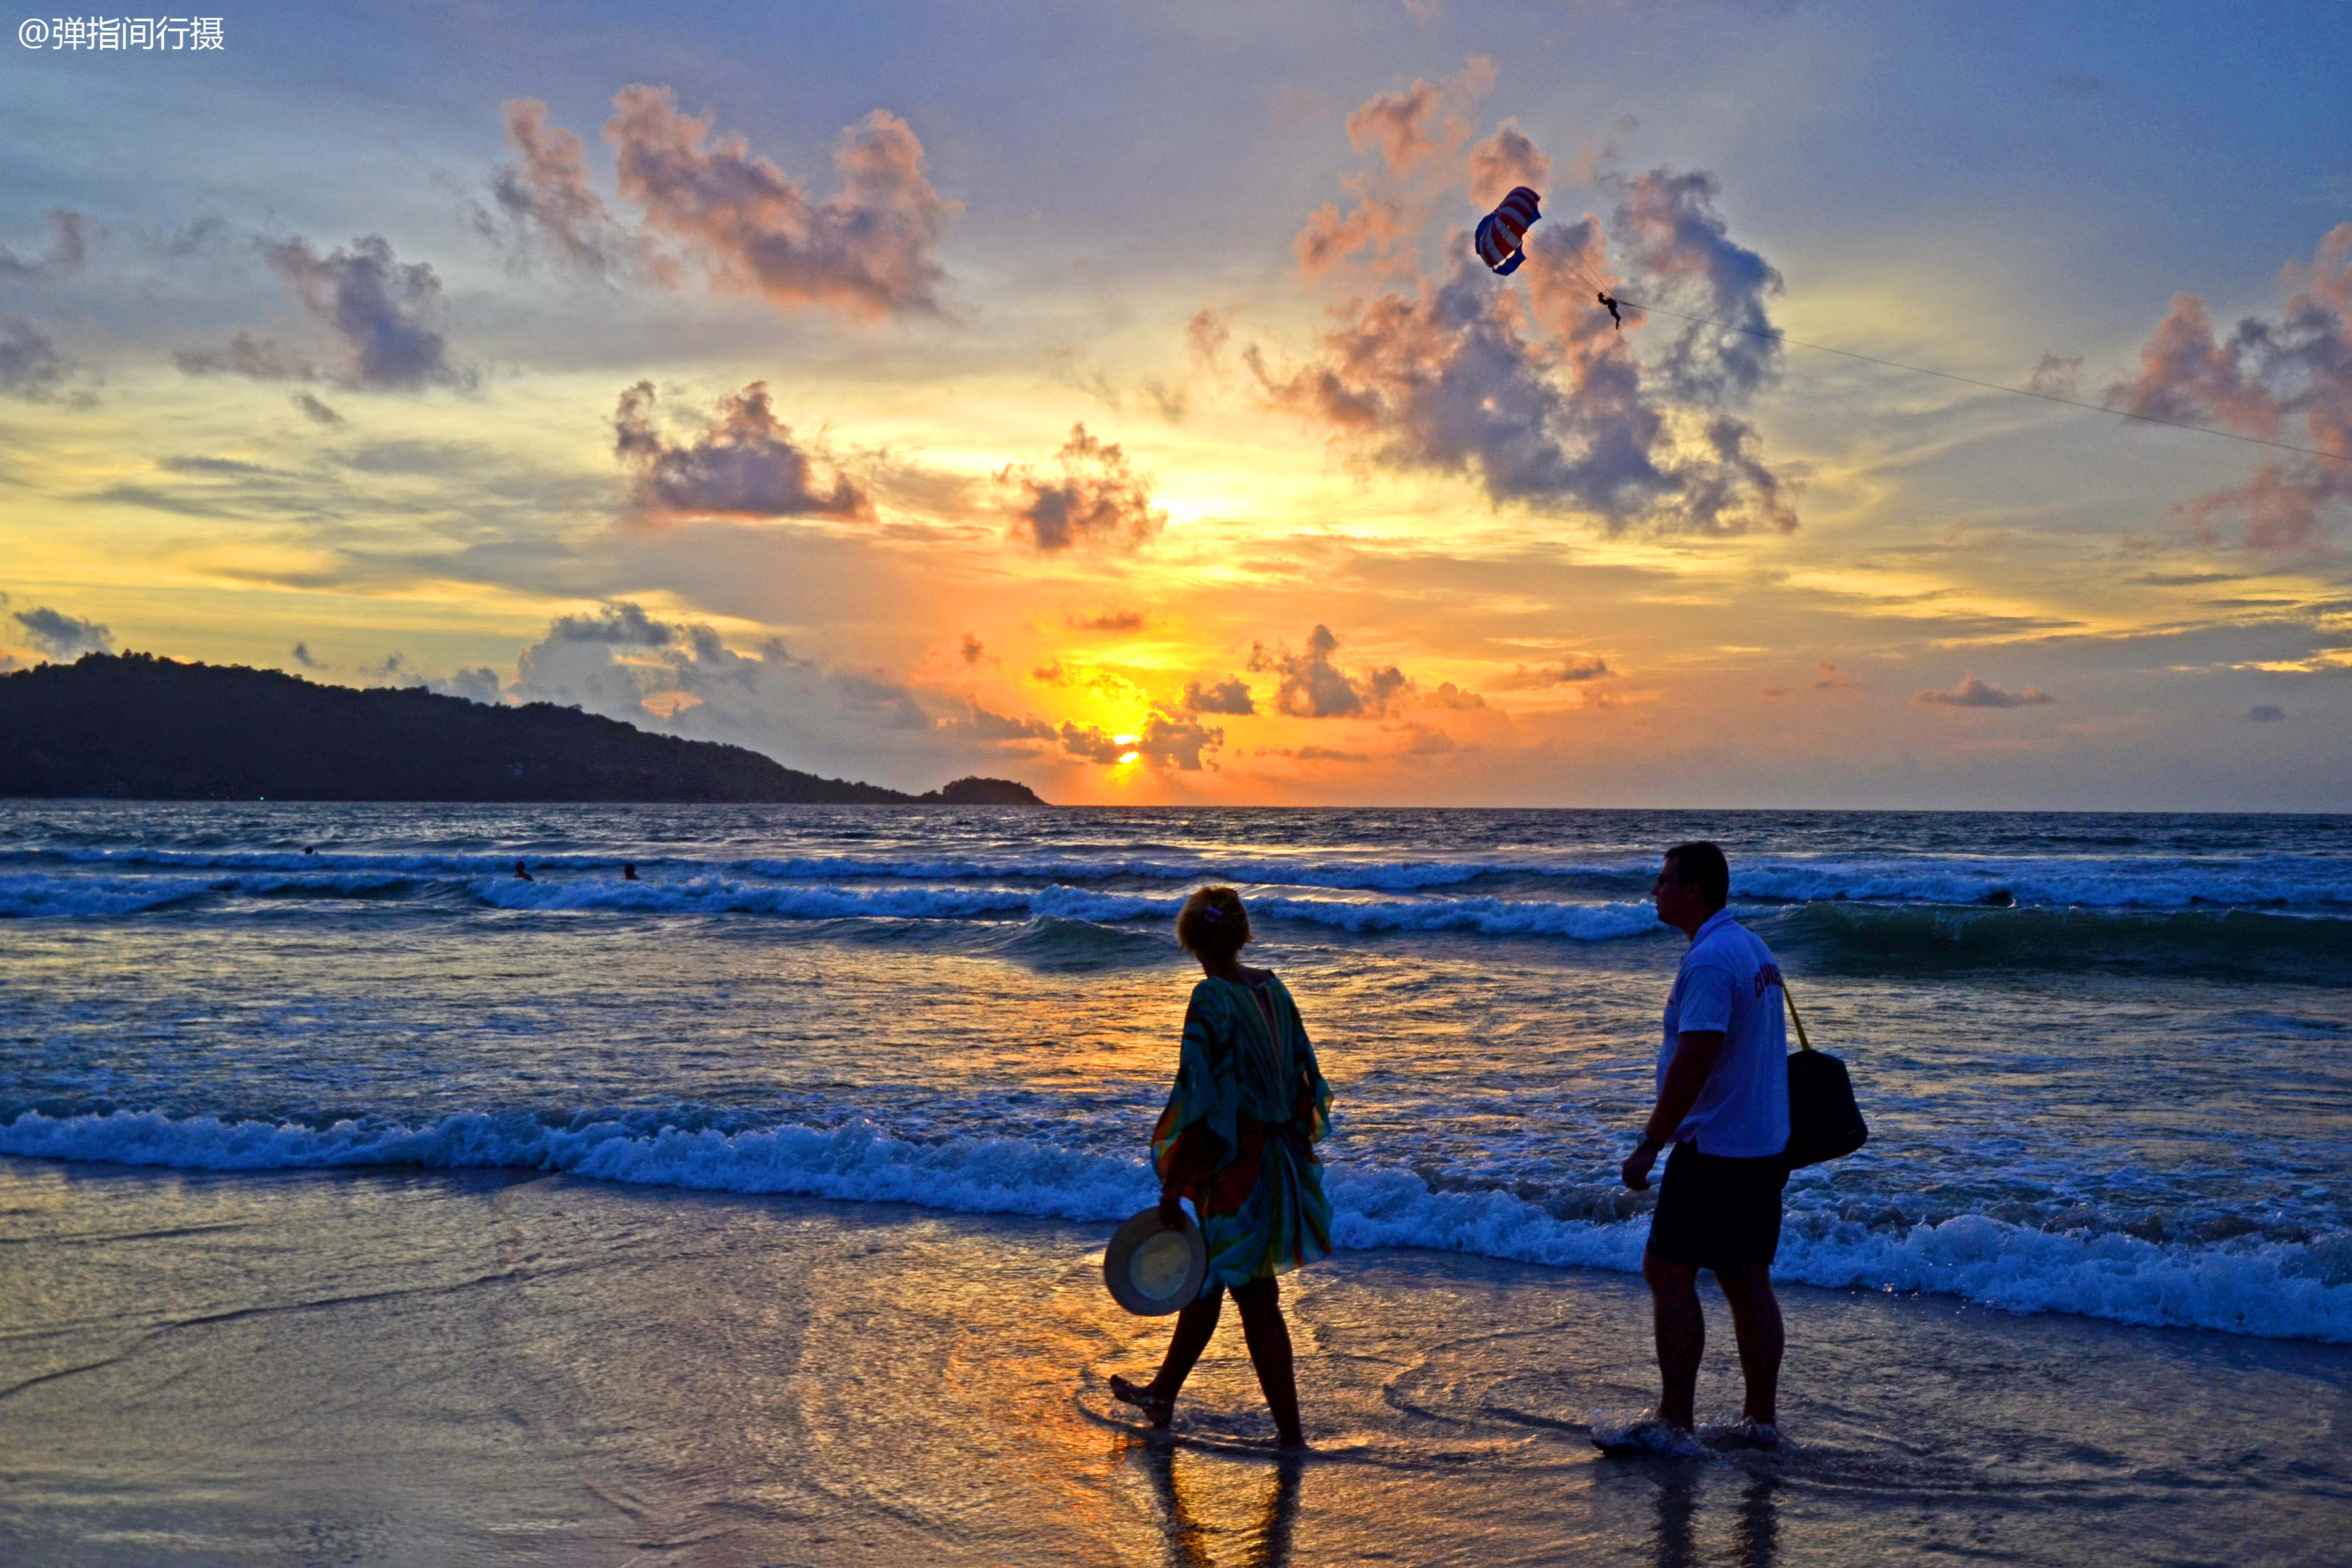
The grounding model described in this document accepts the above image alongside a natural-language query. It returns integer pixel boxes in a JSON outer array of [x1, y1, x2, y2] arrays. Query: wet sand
[[3, 1156, 2346, 1567]]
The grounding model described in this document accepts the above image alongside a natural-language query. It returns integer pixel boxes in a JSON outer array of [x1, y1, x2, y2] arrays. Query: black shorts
[[1646, 1142, 1789, 1273]]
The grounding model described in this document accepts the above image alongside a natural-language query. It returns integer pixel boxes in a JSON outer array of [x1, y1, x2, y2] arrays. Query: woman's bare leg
[[1231, 1277, 1304, 1447], [1112, 1287, 1225, 1427]]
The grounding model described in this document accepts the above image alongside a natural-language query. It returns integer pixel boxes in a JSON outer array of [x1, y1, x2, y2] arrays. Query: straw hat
[[1103, 1207, 1209, 1315]]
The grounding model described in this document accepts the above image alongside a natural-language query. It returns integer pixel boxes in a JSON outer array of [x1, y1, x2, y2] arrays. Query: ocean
[[7, 801, 2348, 1346]]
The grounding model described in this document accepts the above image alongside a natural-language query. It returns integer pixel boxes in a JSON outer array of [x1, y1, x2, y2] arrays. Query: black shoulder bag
[[1782, 985, 1868, 1168]]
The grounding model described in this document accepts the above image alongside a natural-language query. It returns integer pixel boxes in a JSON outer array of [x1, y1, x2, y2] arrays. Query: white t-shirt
[[1656, 909, 1792, 1158]]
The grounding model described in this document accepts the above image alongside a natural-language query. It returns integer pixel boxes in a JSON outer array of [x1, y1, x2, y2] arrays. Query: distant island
[[0, 653, 1048, 805]]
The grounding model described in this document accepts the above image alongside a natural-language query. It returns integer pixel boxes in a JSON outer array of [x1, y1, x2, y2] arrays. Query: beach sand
[[4, 1156, 2346, 1567]]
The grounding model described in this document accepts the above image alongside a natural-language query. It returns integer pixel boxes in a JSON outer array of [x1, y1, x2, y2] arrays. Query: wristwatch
[[1637, 1134, 1666, 1154]]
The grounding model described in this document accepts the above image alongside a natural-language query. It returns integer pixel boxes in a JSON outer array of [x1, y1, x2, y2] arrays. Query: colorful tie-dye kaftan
[[1150, 974, 1334, 1294]]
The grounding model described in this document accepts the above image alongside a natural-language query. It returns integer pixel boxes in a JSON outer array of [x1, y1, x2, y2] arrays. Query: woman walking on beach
[[1112, 886, 1333, 1449]]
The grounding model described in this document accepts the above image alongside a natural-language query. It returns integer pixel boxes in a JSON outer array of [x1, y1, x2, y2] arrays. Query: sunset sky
[[3, 1, 2348, 807]]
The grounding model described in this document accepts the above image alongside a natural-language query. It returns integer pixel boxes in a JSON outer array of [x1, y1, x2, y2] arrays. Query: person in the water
[[1110, 886, 1332, 1449]]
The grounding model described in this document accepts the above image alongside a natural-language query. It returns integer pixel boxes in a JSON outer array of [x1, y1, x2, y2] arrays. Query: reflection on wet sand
[[1121, 1431, 1304, 1568], [1651, 1470, 1780, 1568], [1656, 1476, 1778, 1568]]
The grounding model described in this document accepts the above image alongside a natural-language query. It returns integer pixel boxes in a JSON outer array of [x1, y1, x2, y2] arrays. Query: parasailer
[[1473, 185, 1541, 275], [1599, 291, 1622, 329]]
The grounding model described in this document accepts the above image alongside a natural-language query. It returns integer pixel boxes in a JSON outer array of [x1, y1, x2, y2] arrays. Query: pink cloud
[[2106, 224, 2352, 552]]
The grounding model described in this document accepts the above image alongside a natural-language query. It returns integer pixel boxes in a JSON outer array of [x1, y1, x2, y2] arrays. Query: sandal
[[1109, 1374, 1174, 1428]]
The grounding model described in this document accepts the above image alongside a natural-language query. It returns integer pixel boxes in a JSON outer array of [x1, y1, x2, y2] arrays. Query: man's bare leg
[[1713, 1263, 1783, 1427], [1642, 1249, 1704, 1431]]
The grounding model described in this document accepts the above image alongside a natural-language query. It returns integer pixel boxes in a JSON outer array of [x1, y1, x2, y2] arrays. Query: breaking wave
[[5, 1106, 2346, 1343]]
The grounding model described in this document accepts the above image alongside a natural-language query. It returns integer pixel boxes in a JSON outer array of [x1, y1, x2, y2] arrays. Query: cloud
[[0, 315, 66, 398], [290, 641, 321, 668], [482, 98, 645, 283], [2026, 353, 2082, 398], [363, 651, 505, 703], [1001, 424, 1167, 552], [2105, 224, 2352, 550], [1813, 661, 1859, 690], [289, 392, 346, 426], [1257, 72, 1800, 534], [1182, 676, 1256, 715], [1419, 681, 1487, 710], [1610, 169, 1784, 405], [1281, 745, 1370, 763], [177, 235, 473, 390], [509, 602, 1055, 787], [1247, 624, 1414, 718], [1058, 712, 1225, 771], [1758, 684, 1788, 698], [0, 209, 88, 279], [1911, 672, 2054, 709], [602, 85, 958, 323], [2248, 704, 2286, 722], [13, 607, 114, 659], [1489, 655, 1610, 689], [1069, 609, 1145, 632], [1466, 121, 1551, 208], [957, 632, 986, 665], [614, 380, 872, 522]]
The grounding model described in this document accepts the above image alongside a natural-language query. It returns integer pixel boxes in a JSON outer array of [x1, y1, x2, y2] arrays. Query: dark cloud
[[1182, 676, 1255, 715], [2106, 224, 2352, 551], [1488, 655, 1610, 690], [614, 381, 872, 522], [603, 85, 958, 323], [13, 607, 114, 659], [1283, 745, 1370, 763], [0, 315, 66, 398], [2248, 704, 2286, 722], [957, 632, 986, 665], [1911, 673, 2054, 709], [1610, 169, 1784, 405], [1002, 424, 1167, 552], [546, 601, 676, 646], [0, 209, 88, 279], [290, 392, 346, 426], [1059, 714, 1224, 771], [1247, 624, 1414, 718], [178, 236, 473, 391], [1069, 609, 1145, 632], [290, 641, 321, 668]]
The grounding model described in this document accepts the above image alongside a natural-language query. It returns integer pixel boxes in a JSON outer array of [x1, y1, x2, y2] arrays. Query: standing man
[[1618, 841, 1791, 1447]]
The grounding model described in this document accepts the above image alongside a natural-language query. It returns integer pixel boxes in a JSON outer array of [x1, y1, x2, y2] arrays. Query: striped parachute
[[1473, 186, 1542, 275]]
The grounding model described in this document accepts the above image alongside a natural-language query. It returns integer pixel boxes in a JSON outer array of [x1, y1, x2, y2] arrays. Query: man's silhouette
[[1599, 291, 1623, 329]]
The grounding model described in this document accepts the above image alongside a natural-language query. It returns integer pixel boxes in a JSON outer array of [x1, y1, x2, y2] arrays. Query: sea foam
[[7, 1107, 2347, 1344]]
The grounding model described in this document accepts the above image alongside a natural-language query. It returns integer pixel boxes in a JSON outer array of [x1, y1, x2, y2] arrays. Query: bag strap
[[1782, 981, 1814, 1054]]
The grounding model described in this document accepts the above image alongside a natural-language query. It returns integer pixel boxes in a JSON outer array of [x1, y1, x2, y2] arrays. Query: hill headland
[[0, 653, 1047, 804]]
